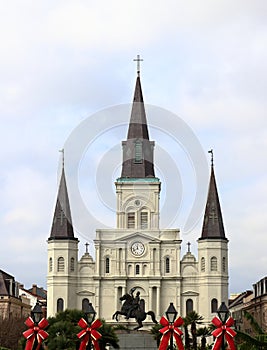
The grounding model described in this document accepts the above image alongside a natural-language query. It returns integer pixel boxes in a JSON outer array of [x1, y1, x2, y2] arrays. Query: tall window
[[201, 257, 205, 272], [211, 298, 218, 313], [57, 298, 64, 312], [211, 256, 217, 271], [140, 212, 148, 229], [134, 140, 143, 163], [105, 257, 110, 273], [49, 257, 53, 272], [186, 299, 193, 315], [165, 257, 170, 273], [127, 212, 135, 229], [82, 298, 90, 312], [57, 257, 64, 272], [135, 264, 140, 275], [70, 257, 75, 272]]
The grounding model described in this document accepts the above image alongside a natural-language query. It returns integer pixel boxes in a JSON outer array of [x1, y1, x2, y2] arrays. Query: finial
[[208, 149, 214, 167], [85, 242, 89, 254], [187, 242, 191, 253], [133, 54, 143, 77], [59, 149, 64, 168]]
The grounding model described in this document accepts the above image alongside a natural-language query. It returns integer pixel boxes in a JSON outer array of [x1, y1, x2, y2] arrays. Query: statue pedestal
[[113, 330, 158, 350]]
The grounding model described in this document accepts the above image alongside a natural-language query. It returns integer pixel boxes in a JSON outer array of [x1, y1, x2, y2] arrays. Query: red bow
[[159, 316, 184, 350], [77, 318, 102, 350], [211, 316, 236, 350], [23, 317, 49, 350]]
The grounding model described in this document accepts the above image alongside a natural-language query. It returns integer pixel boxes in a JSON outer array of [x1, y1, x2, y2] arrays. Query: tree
[[184, 311, 204, 350], [45, 309, 120, 350], [235, 311, 267, 350], [196, 326, 210, 350], [0, 317, 26, 350]]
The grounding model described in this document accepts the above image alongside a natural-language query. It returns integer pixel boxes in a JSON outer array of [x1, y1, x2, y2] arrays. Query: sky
[[0, 1, 266, 295]]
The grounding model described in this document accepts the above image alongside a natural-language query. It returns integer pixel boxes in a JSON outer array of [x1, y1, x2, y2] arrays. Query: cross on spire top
[[187, 242, 191, 253], [59, 149, 64, 168], [208, 149, 214, 167], [133, 54, 143, 77], [85, 242, 89, 254]]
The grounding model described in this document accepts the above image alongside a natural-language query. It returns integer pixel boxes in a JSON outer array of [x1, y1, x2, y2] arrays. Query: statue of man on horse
[[112, 288, 158, 330]]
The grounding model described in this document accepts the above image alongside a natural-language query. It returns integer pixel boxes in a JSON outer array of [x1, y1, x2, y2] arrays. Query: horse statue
[[112, 289, 158, 330]]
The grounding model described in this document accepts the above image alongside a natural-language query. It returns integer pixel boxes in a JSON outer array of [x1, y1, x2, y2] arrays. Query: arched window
[[70, 257, 75, 272], [82, 298, 90, 312], [57, 257, 64, 272], [201, 257, 205, 272], [127, 212, 135, 229], [165, 257, 170, 273], [186, 299, 193, 315], [222, 257, 226, 272], [135, 264, 140, 275], [211, 298, 218, 313], [211, 257, 217, 271], [105, 257, 110, 273], [140, 212, 148, 229], [57, 298, 64, 312], [49, 257, 53, 272]]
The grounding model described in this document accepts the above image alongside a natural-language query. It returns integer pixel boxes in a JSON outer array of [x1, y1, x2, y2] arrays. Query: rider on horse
[[126, 289, 141, 319]]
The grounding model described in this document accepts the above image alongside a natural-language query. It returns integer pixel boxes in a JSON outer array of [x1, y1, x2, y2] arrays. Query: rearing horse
[[112, 293, 158, 330]]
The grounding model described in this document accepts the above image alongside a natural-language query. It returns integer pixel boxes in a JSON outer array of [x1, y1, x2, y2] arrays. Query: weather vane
[[133, 54, 143, 77]]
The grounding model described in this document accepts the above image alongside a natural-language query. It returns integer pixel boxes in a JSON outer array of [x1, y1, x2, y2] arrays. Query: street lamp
[[84, 303, 96, 349], [165, 303, 178, 350], [31, 302, 43, 324], [216, 302, 230, 350]]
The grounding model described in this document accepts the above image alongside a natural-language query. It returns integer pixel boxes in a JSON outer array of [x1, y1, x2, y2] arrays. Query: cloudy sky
[[1, 1, 266, 296]]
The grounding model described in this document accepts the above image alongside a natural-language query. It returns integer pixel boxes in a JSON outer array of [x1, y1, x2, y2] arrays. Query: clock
[[131, 242, 145, 256]]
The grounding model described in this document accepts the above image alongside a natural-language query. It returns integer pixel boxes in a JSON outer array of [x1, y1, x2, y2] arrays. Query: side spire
[[200, 151, 227, 240], [121, 61, 155, 178], [49, 153, 77, 241]]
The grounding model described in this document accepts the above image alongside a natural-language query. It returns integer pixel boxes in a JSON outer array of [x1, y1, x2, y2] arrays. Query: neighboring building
[[19, 283, 47, 317], [47, 72, 229, 327], [229, 276, 267, 334], [0, 269, 31, 319]]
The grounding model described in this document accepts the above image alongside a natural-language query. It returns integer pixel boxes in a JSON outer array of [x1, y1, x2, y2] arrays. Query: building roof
[[0, 269, 15, 296], [49, 167, 77, 241], [120, 74, 155, 178], [200, 163, 227, 240]]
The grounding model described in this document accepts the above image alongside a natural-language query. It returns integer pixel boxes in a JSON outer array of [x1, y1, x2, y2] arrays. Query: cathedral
[[47, 70, 229, 327]]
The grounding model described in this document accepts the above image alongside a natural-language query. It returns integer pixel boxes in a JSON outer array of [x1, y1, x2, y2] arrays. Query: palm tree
[[196, 326, 210, 350], [184, 311, 204, 350]]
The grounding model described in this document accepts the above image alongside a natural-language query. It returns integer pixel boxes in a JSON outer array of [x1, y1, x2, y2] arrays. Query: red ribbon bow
[[23, 317, 49, 350], [159, 316, 184, 350], [211, 316, 237, 350], [77, 318, 102, 350]]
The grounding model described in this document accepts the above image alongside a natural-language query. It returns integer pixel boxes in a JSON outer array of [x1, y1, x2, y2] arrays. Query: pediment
[[76, 290, 95, 296], [181, 290, 199, 296], [114, 232, 160, 243]]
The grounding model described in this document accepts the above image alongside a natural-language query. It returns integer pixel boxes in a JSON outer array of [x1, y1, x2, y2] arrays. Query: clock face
[[131, 242, 145, 256]]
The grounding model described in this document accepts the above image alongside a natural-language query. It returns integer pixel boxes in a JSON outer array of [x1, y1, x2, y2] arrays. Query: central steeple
[[121, 74, 155, 178]]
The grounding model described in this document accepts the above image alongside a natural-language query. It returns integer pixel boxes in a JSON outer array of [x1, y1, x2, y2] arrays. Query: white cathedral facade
[[47, 73, 229, 327]]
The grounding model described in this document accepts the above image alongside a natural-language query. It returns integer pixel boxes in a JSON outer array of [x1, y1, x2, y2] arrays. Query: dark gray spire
[[121, 75, 155, 178], [49, 167, 77, 241], [200, 163, 227, 240]]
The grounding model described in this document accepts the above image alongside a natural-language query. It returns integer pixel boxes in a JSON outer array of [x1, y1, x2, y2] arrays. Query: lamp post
[[31, 302, 43, 324], [216, 302, 230, 350], [84, 303, 96, 350], [165, 302, 178, 350]]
